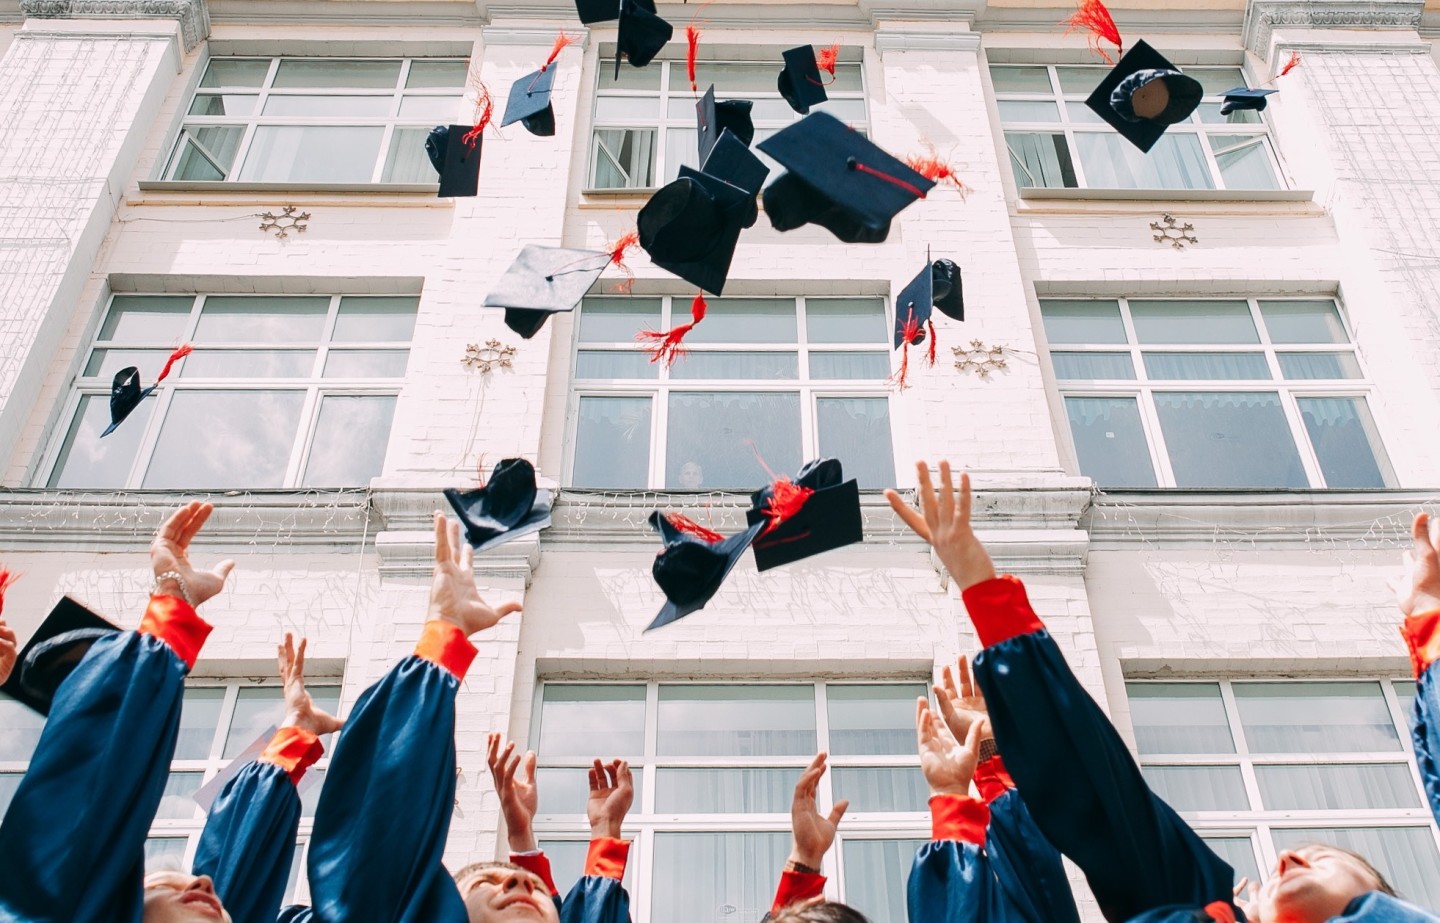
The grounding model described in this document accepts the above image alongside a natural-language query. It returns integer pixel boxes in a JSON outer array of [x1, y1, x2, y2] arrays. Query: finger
[[884, 489, 932, 542], [0, 626, 16, 644], [941, 663, 957, 699], [605, 761, 619, 789], [295, 637, 307, 678], [962, 717, 985, 757], [450, 519, 464, 566], [1416, 513, 1437, 558], [182, 502, 215, 544], [462, 543, 474, 572], [616, 760, 632, 787], [503, 752, 520, 789], [916, 696, 932, 745], [588, 764, 599, 791], [959, 472, 973, 529], [486, 732, 500, 767], [158, 502, 198, 544], [522, 751, 537, 785], [937, 460, 954, 529], [959, 657, 975, 700], [434, 512, 449, 564], [915, 461, 939, 531], [827, 800, 849, 826], [213, 560, 236, 582], [1233, 878, 1249, 898]]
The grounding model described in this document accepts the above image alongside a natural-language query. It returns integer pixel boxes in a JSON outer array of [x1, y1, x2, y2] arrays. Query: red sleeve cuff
[[138, 594, 212, 669], [974, 755, 1015, 805], [1402, 609, 1440, 679], [961, 575, 1046, 648], [258, 726, 324, 785], [413, 620, 478, 681], [584, 837, 630, 880], [771, 869, 826, 914], [510, 851, 560, 896], [930, 792, 989, 845]]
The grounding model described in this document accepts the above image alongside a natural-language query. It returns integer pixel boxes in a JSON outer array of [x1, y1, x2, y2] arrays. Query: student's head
[[454, 862, 559, 923], [142, 871, 233, 923], [770, 900, 873, 923], [1252, 844, 1396, 922]]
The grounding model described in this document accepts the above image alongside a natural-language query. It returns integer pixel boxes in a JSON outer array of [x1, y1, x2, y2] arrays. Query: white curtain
[[1254, 763, 1420, 811], [1005, 131, 1074, 188], [1076, 132, 1213, 190], [651, 832, 789, 922], [843, 839, 925, 923]]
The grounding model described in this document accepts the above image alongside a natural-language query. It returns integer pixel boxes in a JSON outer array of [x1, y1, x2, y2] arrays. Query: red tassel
[[0, 568, 16, 616], [925, 319, 937, 367], [1063, 0, 1123, 64], [761, 479, 815, 535], [891, 309, 924, 390], [1277, 50, 1301, 78], [543, 31, 575, 70], [905, 153, 970, 196], [609, 229, 640, 269], [686, 24, 701, 93], [154, 344, 193, 383], [815, 43, 841, 77], [892, 340, 911, 390], [461, 83, 494, 147], [665, 513, 724, 544], [637, 292, 706, 367]]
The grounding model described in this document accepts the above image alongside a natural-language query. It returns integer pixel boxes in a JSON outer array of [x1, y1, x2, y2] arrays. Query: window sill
[[1018, 187, 1315, 203], [136, 181, 444, 196], [579, 188, 657, 208]]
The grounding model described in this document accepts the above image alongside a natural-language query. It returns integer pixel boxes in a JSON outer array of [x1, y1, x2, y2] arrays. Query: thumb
[[213, 560, 237, 581], [523, 750, 537, 783], [496, 601, 523, 618], [827, 800, 849, 826], [963, 718, 985, 757]]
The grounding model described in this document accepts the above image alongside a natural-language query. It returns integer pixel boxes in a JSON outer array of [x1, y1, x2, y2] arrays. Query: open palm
[[429, 513, 521, 635], [150, 502, 235, 606]]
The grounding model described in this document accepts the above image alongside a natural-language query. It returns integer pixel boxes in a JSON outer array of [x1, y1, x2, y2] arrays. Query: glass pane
[[1005, 131, 1076, 188], [1202, 836, 1260, 886], [1256, 763, 1421, 810], [989, 65, 1053, 94], [156, 771, 205, 820], [195, 296, 329, 343], [0, 773, 21, 821], [1064, 396, 1157, 489], [199, 58, 270, 88], [262, 95, 392, 116], [322, 349, 410, 377], [1394, 680, 1417, 716], [333, 296, 419, 341], [238, 126, 384, 183], [592, 128, 656, 188], [1299, 398, 1390, 489], [302, 395, 397, 486], [1234, 682, 1401, 753], [842, 839, 925, 923], [810, 352, 890, 379], [665, 391, 800, 489], [1064, 101, 1105, 124], [540, 838, 638, 894], [663, 126, 699, 182], [406, 60, 469, 88], [832, 768, 929, 812], [100, 295, 194, 341], [175, 687, 226, 759], [655, 768, 793, 812], [84, 349, 173, 378], [299, 767, 325, 818], [1260, 300, 1348, 344], [683, 298, 796, 344], [657, 685, 816, 757], [596, 61, 658, 90], [1130, 300, 1259, 345], [396, 95, 462, 120], [1141, 765, 1249, 811], [579, 297, 662, 342], [1051, 351, 1136, 379], [1039, 300, 1127, 344], [1271, 827, 1440, 909], [383, 126, 435, 182], [830, 63, 864, 93], [997, 99, 1059, 121], [594, 95, 662, 120], [1142, 352, 1271, 380], [143, 390, 306, 489], [669, 352, 798, 380], [827, 684, 926, 755], [538, 685, 646, 757], [1188, 68, 1247, 97], [145, 837, 190, 871], [817, 397, 895, 488], [0, 695, 45, 760], [822, 98, 867, 121], [188, 94, 257, 117], [1055, 66, 1106, 94], [575, 350, 657, 379], [48, 394, 152, 488], [806, 298, 887, 343], [224, 685, 340, 758], [536, 769, 644, 817], [1211, 135, 1279, 190], [573, 396, 652, 488], [669, 62, 775, 93], [1075, 132, 1214, 190], [180, 349, 316, 378], [272, 60, 401, 89], [1198, 101, 1262, 125], [1154, 392, 1306, 488], [170, 126, 245, 180], [1127, 683, 1235, 754], [652, 832, 787, 923], [1278, 352, 1361, 380]]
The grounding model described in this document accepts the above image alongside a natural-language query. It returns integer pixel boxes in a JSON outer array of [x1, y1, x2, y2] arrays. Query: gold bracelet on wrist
[[784, 859, 821, 875], [978, 737, 1000, 763]]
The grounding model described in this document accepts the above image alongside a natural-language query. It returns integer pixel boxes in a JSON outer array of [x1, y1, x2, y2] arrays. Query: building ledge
[[1019, 187, 1316, 203], [136, 180, 442, 196]]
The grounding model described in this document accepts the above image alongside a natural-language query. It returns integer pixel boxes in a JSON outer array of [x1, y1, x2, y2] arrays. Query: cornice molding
[[19, 0, 208, 49], [481, 20, 589, 46], [1243, 0, 1424, 56], [978, 5, 1243, 35], [873, 26, 981, 53]]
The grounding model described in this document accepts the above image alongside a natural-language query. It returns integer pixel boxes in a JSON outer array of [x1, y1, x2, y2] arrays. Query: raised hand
[[429, 512, 522, 636], [1398, 512, 1440, 617], [935, 656, 990, 748], [917, 696, 983, 797], [586, 759, 634, 840], [885, 461, 996, 592], [788, 752, 849, 870], [278, 633, 343, 737], [150, 501, 236, 607], [487, 732, 539, 852]]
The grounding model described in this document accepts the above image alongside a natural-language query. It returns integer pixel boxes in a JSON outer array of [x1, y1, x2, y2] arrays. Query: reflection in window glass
[[1040, 300, 1127, 344], [831, 768, 930, 813], [156, 772, 205, 820], [538, 686, 646, 757], [578, 297, 663, 342], [181, 349, 316, 378], [807, 298, 887, 343], [1142, 352, 1271, 381], [1255, 763, 1421, 811], [145, 837, 190, 871], [100, 296, 193, 341], [1260, 301, 1348, 344], [1051, 352, 1135, 380], [176, 688, 227, 759], [683, 299, 796, 345], [48, 394, 153, 489], [301, 395, 397, 487], [669, 352, 798, 380], [657, 685, 816, 757], [1064, 397, 1157, 488], [1154, 392, 1306, 488], [817, 398, 895, 488], [1277, 352, 1361, 380], [1130, 301, 1258, 345], [195, 297, 329, 343], [333, 296, 420, 341], [1202, 837, 1260, 886], [238, 126, 385, 183], [573, 397, 652, 488], [143, 391, 306, 489], [665, 392, 800, 489], [575, 351, 657, 379], [537, 768, 646, 817]]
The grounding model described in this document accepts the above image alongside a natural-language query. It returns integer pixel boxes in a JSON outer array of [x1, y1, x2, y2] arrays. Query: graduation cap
[[697, 85, 755, 162], [759, 111, 935, 244], [102, 345, 192, 437], [777, 45, 828, 115], [1219, 86, 1276, 115], [483, 244, 620, 339], [502, 66, 558, 137], [426, 124, 484, 197], [891, 258, 962, 389], [744, 458, 863, 571], [617, 0, 673, 80], [443, 458, 554, 553], [1084, 40, 1203, 153], [1, 596, 120, 716], [646, 512, 763, 631]]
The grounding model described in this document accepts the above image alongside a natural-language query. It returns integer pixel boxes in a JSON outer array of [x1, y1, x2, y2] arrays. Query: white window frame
[[1043, 296, 1396, 489]]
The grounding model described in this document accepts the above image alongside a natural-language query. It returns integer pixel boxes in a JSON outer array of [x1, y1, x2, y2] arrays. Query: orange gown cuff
[[929, 792, 989, 845], [1401, 609, 1440, 679], [584, 837, 630, 880], [771, 869, 826, 914], [138, 594, 212, 669], [510, 851, 560, 896], [258, 726, 324, 785], [961, 576, 1047, 648], [974, 755, 1016, 805], [413, 620, 478, 680]]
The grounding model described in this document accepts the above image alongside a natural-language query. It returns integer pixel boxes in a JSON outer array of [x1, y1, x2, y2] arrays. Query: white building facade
[[2, 0, 1440, 917]]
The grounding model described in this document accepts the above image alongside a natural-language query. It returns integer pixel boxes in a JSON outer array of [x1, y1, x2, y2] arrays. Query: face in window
[[677, 461, 704, 489], [1253, 845, 1389, 922], [457, 866, 559, 923], [141, 871, 233, 922]]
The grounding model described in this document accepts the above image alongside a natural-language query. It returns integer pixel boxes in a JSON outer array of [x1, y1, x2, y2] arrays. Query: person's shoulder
[[1338, 891, 1440, 921]]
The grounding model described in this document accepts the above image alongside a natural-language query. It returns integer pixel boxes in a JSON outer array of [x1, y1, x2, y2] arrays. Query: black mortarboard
[[427, 124, 483, 197], [702, 130, 770, 199], [637, 159, 757, 295], [1, 597, 119, 716], [443, 458, 554, 553], [758, 111, 935, 244], [744, 458, 863, 571], [574, 0, 619, 24], [777, 45, 827, 115], [646, 512, 763, 630], [1219, 86, 1276, 116], [103, 345, 191, 437], [1085, 40, 1203, 153], [614, 0, 673, 80], [501, 66, 558, 137], [894, 262, 936, 349], [483, 245, 614, 339], [697, 85, 755, 163]]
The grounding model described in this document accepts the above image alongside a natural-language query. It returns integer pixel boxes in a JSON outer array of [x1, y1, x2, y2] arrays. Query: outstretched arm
[[488, 733, 561, 901], [765, 752, 849, 918], [557, 759, 635, 923], [1398, 512, 1440, 828]]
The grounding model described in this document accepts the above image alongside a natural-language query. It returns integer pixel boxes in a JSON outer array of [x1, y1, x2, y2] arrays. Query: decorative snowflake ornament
[[1151, 213, 1197, 250], [259, 206, 310, 239], [463, 339, 517, 374], [952, 340, 1009, 379]]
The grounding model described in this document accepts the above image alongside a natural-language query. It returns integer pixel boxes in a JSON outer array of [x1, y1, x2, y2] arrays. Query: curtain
[[1297, 397, 1389, 488], [1051, 352, 1136, 380], [1231, 682, 1402, 753], [809, 352, 890, 380], [1210, 135, 1279, 190], [1271, 827, 1440, 908], [651, 832, 789, 923], [1142, 352, 1270, 380], [593, 129, 655, 188], [1141, 765, 1249, 812], [657, 686, 815, 757], [1200, 837, 1260, 885], [664, 392, 800, 489], [827, 685, 927, 755], [1063, 396, 1157, 488], [1152, 391, 1306, 488], [1005, 132, 1074, 188], [816, 398, 895, 488], [842, 839, 925, 923], [238, 125, 383, 183], [831, 768, 929, 813], [1254, 763, 1421, 811], [573, 396, 653, 488], [1076, 132, 1213, 190], [654, 768, 793, 813], [382, 127, 434, 183], [1278, 352, 1360, 380], [670, 352, 799, 381]]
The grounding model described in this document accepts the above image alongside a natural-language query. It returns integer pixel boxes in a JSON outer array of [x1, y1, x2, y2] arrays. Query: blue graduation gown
[[514, 839, 633, 923], [193, 758, 304, 923]]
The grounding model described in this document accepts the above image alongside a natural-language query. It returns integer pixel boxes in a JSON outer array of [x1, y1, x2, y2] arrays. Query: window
[[48, 293, 417, 489], [1129, 679, 1440, 905], [164, 57, 468, 184], [990, 64, 1283, 191], [588, 54, 867, 190], [532, 682, 928, 923], [570, 295, 896, 489], [1041, 297, 1394, 489], [0, 680, 340, 903]]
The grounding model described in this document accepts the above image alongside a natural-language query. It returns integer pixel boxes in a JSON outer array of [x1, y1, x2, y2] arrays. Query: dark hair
[[770, 902, 873, 923], [1297, 843, 1399, 898]]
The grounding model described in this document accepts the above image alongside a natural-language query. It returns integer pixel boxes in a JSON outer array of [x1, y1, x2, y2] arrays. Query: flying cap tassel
[[1278, 50, 1301, 78], [638, 292, 706, 367], [686, 24, 702, 94], [1063, 0, 1123, 64], [543, 31, 575, 70], [925, 319, 937, 367], [0, 568, 16, 616], [154, 344, 193, 383], [664, 513, 724, 544], [890, 311, 923, 390], [605, 229, 642, 294], [815, 43, 841, 80], [906, 153, 971, 198], [761, 479, 815, 536], [461, 83, 494, 148]]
